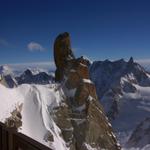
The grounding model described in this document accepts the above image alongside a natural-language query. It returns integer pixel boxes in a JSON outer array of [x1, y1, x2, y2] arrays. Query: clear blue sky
[[0, 0, 150, 64]]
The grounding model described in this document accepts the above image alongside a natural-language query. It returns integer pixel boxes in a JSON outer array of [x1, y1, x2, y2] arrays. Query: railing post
[[0, 122, 51, 150], [0, 123, 2, 150], [2, 126, 8, 150], [8, 131, 14, 150]]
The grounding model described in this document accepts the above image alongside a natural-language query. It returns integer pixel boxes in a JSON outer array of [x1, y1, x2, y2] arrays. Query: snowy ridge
[[0, 83, 68, 150]]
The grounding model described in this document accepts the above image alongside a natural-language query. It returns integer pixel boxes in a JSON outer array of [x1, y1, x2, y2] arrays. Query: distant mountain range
[[0, 57, 150, 149], [89, 57, 150, 147], [0, 66, 54, 87]]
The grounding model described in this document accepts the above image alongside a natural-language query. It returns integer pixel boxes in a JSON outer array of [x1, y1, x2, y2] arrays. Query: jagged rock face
[[54, 32, 75, 82], [89, 58, 150, 121], [5, 103, 23, 130], [16, 69, 54, 85], [89, 58, 150, 148], [54, 32, 121, 150], [0, 75, 17, 88]]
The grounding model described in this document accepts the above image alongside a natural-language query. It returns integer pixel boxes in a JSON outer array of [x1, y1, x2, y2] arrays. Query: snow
[[72, 118, 86, 125], [64, 87, 76, 98], [75, 104, 86, 112], [82, 78, 93, 84], [0, 84, 23, 121], [83, 143, 99, 150], [0, 83, 68, 150], [70, 69, 76, 73], [79, 63, 87, 67], [112, 84, 150, 131], [87, 95, 94, 101], [82, 56, 93, 64]]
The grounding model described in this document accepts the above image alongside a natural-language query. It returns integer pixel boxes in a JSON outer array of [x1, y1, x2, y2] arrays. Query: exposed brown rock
[[76, 56, 91, 67], [54, 32, 75, 82], [53, 105, 76, 150], [65, 71, 80, 89], [74, 62, 89, 79], [5, 103, 23, 130], [54, 32, 121, 150]]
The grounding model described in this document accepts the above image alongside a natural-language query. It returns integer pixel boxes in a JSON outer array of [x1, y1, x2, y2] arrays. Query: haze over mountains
[[1, 58, 150, 77]]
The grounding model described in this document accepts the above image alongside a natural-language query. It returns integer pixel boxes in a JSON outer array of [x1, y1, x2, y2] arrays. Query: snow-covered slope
[[0, 83, 68, 150], [89, 58, 150, 148]]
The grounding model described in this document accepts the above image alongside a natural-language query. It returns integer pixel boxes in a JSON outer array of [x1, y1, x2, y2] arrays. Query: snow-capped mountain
[[0, 66, 55, 87], [15, 69, 55, 85], [0, 65, 13, 75], [1, 75, 18, 88], [89, 57, 150, 148], [0, 65, 18, 88]]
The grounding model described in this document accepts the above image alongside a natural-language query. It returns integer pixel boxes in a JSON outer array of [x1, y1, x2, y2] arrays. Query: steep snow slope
[[0, 83, 68, 150]]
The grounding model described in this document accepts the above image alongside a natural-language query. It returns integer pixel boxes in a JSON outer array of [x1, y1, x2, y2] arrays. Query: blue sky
[[0, 0, 150, 64]]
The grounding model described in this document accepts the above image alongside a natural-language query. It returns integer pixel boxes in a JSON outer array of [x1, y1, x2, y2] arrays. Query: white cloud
[[27, 42, 45, 52], [136, 59, 150, 64], [136, 59, 150, 71], [9, 61, 55, 71]]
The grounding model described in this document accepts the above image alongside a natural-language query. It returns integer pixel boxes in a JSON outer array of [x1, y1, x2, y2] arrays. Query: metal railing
[[0, 122, 51, 150]]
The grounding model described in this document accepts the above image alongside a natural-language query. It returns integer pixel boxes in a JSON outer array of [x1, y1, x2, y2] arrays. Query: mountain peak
[[53, 32, 121, 150], [54, 32, 75, 82], [128, 57, 134, 64], [24, 69, 33, 76]]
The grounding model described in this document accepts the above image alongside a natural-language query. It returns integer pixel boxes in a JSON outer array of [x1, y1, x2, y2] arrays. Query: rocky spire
[[128, 57, 134, 64], [54, 32, 121, 150], [54, 32, 75, 82]]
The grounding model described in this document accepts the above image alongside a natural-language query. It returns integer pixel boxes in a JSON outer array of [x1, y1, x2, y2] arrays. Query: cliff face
[[53, 32, 121, 150]]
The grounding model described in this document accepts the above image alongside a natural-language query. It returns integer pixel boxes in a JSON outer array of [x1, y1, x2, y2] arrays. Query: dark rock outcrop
[[0, 74, 17, 88], [54, 32, 121, 150], [5, 103, 23, 130], [54, 32, 75, 82], [16, 69, 54, 85]]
